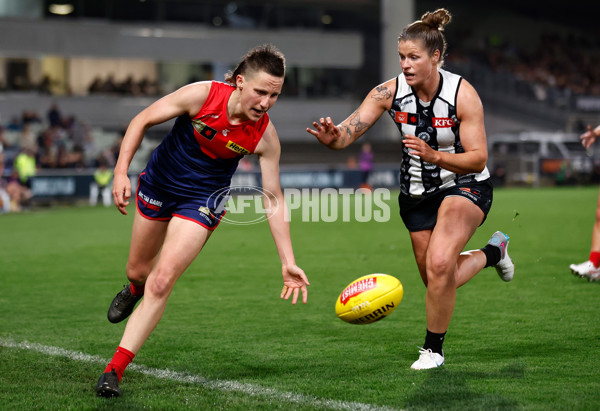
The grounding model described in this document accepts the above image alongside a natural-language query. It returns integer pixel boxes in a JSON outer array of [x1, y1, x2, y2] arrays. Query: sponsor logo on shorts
[[226, 140, 250, 155], [138, 190, 163, 212], [198, 206, 212, 216], [196, 206, 218, 225], [459, 187, 480, 201], [459, 187, 480, 196]]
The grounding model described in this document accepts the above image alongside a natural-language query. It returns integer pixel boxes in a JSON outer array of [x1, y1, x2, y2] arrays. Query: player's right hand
[[306, 117, 342, 147], [580, 125, 598, 150], [280, 264, 310, 305], [112, 173, 131, 215]]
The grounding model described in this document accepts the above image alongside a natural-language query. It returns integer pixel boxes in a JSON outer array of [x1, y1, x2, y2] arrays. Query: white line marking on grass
[[1, 338, 401, 411]]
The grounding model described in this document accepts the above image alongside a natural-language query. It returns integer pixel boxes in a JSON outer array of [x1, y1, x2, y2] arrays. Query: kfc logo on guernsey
[[432, 117, 456, 128], [340, 277, 377, 305], [395, 112, 420, 126]]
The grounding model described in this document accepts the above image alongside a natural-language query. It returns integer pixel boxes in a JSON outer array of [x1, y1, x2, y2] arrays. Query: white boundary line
[[1, 338, 401, 411]]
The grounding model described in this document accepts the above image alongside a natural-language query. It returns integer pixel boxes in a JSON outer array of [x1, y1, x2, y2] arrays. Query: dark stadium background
[[1, 0, 599, 206]]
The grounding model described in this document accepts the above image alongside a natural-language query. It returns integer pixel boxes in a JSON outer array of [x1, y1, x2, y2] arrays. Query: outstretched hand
[[280, 264, 310, 305], [306, 117, 342, 147], [580, 125, 598, 150]]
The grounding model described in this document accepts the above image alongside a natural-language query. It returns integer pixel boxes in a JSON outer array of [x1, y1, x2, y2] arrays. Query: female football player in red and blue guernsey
[[95, 44, 310, 397]]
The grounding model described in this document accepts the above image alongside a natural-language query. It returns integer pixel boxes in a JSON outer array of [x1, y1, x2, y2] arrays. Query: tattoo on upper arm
[[371, 86, 392, 101], [349, 111, 370, 134]]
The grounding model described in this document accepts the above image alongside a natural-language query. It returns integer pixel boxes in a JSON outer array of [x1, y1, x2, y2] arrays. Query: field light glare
[[49, 3, 74, 15]]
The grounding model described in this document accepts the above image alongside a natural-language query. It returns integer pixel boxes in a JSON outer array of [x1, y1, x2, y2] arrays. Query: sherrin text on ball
[[335, 273, 403, 324]]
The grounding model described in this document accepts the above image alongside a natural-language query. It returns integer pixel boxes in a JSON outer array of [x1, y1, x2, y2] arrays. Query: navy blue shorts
[[398, 179, 493, 232], [135, 174, 225, 231]]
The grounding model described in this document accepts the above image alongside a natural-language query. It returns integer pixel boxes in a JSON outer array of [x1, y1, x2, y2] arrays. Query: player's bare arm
[[404, 80, 487, 174], [112, 82, 212, 215], [256, 122, 310, 304], [307, 79, 395, 150]]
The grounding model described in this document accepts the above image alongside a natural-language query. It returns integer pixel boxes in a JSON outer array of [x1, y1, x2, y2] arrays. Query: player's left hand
[[402, 134, 440, 164], [280, 264, 310, 305]]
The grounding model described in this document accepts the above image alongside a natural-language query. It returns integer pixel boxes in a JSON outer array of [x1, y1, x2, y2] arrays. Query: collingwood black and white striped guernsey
[[388, 69, 490, 197]]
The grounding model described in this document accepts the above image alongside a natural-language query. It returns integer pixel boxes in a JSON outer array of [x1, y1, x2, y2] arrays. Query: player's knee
[[426, 253, 454, 282], [125, 262, 151, 284], [146, 268, 177, 298]]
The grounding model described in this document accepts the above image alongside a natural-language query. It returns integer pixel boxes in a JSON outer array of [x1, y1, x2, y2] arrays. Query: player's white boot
[[488, 231, 514, 282], [410, 348, 444, 370], [570, 260, 600, 281]]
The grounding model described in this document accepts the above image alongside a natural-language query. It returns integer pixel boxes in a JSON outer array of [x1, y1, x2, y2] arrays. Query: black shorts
[[398, 179, 493, 232]]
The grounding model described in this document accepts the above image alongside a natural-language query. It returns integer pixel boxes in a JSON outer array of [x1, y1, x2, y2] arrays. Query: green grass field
[[1, 186, 600, 410]]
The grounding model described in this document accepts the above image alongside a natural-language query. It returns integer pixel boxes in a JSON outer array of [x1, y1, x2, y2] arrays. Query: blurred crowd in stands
[[2, 31, 597, 104], [87, 74, 160, 96], [447, 31, 600, 106], [0, 103, 123, 212], [0, 73, 161, 98], [1, 29, 599, 213]]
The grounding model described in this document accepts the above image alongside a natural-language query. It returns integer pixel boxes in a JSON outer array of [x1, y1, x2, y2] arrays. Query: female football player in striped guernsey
[[307, 9, 514, 370], [95, 44, 310, 397], [570, 123, 600, 281]]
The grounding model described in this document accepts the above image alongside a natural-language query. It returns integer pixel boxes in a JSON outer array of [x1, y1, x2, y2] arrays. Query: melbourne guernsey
[[142, 81, 269, 207], [388, 69, 489, 197]]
